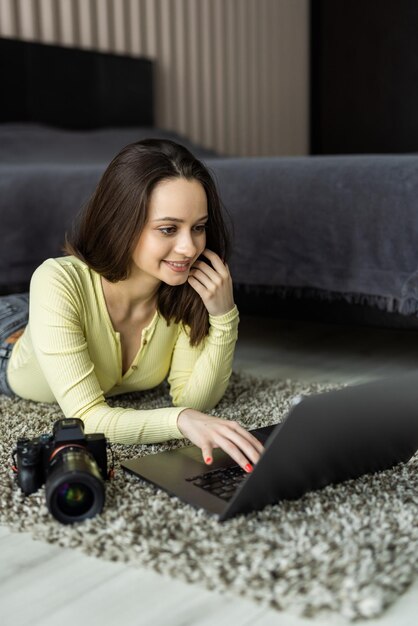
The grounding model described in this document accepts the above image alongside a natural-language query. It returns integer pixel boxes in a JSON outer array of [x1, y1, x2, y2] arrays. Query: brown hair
[[64, 138, 230, 346]]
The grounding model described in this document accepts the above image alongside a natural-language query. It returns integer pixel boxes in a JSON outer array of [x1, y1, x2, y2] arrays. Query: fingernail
[[245, 463, 253, 473], [205, 457, 212, 464]]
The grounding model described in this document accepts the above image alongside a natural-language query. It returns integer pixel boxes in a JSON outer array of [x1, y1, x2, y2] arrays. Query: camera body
[[16, 418, 107, 494], [15, 418, 108, 524]]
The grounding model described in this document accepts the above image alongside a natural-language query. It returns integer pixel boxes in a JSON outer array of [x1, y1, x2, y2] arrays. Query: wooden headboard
[[0, 38, 154, 129]]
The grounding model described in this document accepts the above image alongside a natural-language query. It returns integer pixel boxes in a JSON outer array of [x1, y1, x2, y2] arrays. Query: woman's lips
[[163, 260, 191, 273]]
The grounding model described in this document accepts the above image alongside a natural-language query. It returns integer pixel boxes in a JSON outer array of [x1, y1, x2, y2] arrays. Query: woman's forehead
[[148, 178, 207, 219]]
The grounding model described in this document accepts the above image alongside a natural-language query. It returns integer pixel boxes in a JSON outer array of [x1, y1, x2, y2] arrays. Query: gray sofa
[[1, 123, 418, 329]]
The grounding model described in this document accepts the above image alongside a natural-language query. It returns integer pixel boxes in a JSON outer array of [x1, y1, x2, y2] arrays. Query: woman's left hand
[[188, 248, 235, 316]]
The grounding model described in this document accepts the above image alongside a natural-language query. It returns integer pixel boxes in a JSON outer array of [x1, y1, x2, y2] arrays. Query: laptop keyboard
[[183, 425, 276, 501], [186, 465, 247, 501]]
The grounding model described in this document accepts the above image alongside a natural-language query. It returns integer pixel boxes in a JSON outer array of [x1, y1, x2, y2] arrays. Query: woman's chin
[[161, 272, 189, 286]]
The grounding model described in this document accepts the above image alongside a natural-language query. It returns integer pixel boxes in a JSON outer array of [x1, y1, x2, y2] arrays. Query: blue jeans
[[0, 293, 29, 396]]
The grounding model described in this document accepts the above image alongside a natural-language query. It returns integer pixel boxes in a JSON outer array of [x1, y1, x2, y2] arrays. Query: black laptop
[[121, 373, 418, 521]]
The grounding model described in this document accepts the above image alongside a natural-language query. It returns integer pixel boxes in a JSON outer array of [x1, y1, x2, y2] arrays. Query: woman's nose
[[174, 232, 198, 256]]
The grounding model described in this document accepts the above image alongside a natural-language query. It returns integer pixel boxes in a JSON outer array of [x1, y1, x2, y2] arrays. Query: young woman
[[0, 139, 263, 473]]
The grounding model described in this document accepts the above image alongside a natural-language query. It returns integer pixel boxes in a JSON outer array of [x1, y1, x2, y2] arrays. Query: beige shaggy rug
[[0, 372, 417, 621]]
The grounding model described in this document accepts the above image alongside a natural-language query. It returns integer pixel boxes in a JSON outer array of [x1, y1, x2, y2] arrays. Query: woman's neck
[[100, 273, 159, 322]]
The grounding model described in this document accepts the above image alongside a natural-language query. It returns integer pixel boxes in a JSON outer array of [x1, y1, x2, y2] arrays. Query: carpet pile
[[0, 372, 417, 621]]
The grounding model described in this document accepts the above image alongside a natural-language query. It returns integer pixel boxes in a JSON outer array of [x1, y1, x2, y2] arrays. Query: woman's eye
[[158, 224, 206, 236], [159, 227, 176, 236]]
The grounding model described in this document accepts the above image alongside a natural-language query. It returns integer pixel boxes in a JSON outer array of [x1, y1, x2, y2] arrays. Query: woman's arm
[[169, 248, 238, 408], [167, 306, 239, 409], [169, 306, 263, 472], [170, 250, 264, 471]]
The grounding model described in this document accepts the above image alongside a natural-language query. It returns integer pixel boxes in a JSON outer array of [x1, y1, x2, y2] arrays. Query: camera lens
[[56, 482, 95, 517], [45, 447, 105, 524]]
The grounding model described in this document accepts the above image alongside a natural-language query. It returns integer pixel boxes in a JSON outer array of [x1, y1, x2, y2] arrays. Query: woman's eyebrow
[[152, 215, 208, 222]]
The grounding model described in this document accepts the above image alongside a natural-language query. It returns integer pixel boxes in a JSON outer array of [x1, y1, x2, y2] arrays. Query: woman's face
[[131, 177, 208, 287]]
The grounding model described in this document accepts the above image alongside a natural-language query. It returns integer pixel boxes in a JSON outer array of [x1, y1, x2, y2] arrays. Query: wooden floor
[[1, 314, 418, 626]]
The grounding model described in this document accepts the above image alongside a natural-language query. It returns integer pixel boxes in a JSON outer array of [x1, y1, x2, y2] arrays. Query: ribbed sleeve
[[168, 305, 239, 410]]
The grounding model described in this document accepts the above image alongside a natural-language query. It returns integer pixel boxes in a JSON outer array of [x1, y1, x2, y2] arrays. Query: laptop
[[121, 372, 418, 521]]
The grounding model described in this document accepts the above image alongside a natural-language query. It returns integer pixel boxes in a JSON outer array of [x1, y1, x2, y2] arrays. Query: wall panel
[[0, 0, 309, 156]]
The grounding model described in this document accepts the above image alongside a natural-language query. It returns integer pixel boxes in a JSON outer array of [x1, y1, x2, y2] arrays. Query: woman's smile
[[163, 259, 192, 272]]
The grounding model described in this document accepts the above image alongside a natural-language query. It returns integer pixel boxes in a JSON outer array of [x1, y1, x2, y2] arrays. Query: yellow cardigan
[[8, 257, 239, 444]]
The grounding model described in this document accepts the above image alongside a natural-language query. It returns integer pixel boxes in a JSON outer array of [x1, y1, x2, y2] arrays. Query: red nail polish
[[245, 463, 253, 473], [205, 457, 212, 464]]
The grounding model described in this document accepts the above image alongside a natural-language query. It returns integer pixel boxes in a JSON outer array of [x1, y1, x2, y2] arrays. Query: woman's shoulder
[[32, 255, 90, 278], [30, 256, 96, 295]]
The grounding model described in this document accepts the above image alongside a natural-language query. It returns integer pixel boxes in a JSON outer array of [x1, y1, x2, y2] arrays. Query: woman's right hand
[[177, 408, 264, 472]]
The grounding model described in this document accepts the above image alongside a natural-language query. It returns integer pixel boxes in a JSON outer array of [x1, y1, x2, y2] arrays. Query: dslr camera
[[14, 418, 108, 524]]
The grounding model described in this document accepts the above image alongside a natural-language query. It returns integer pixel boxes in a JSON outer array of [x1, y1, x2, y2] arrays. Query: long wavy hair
[[64, 138, 231, 346]]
